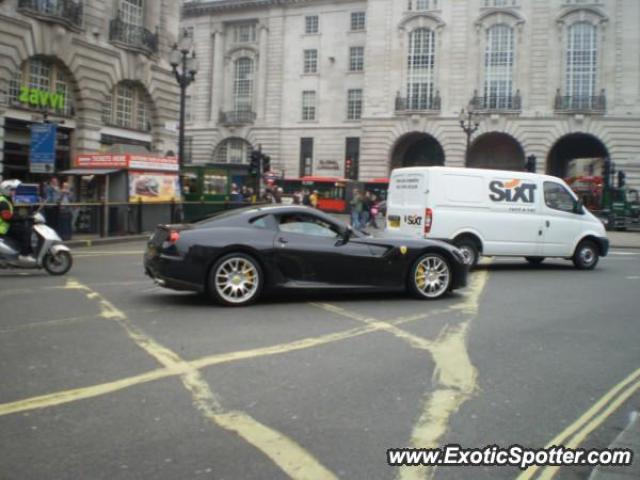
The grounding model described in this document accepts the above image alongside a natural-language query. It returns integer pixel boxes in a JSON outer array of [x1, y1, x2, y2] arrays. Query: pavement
[[1, 240, 638, 479]]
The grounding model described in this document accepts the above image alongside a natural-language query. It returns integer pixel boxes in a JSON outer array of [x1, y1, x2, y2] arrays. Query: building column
[[210, 29, 225, 123], [256, 24, 269, 121]]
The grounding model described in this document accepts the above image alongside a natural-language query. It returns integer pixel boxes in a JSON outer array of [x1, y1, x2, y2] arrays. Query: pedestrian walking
[[350, 189, 363, 229], [310, 190, 319, 208], [302, 189, 311, 206], [369, 193, 380, 229], [361, 191, 372, 228], [58, 181, 74, 240]]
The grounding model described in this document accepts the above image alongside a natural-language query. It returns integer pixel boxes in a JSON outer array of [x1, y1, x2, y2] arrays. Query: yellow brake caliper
[[416, 264, 427, 289]]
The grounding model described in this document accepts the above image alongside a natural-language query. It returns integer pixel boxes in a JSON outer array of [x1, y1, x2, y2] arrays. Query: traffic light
[[249, 149, 260, 176], [603, 158, 611, 187], [618, 170, 626, 188], [262, 155, 271, 173], [525, 155, 536, 173]]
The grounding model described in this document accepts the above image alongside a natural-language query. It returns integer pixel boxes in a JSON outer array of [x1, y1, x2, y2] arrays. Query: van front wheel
[[454, 239, 479, 268], [572, 241, 599, 270]]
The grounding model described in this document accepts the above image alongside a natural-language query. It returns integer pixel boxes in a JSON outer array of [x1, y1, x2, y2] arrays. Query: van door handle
[[545, 220, 550, 228]]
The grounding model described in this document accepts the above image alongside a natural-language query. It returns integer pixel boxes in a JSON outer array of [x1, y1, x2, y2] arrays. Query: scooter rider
[[0, 179, 32, 261]]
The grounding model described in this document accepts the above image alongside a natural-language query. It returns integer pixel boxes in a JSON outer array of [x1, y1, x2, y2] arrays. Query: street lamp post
[[458, 107, 481, 165], [170, 30, 198, 199]]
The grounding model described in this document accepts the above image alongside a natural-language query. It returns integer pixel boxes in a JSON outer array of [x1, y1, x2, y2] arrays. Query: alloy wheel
[[214, 257, 260, 305], [414, 254, 451, 299]]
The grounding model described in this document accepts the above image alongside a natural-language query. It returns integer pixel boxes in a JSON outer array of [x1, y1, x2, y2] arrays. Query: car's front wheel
[[408, 252, 452, 300], [209, 253, 263, 306]]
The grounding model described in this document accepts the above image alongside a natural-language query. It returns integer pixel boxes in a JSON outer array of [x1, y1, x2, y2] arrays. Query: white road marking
[[609, 251, 640, 256]]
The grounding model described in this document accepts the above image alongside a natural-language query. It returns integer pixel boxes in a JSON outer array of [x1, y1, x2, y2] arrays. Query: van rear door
[[386, 171, 428, 237]]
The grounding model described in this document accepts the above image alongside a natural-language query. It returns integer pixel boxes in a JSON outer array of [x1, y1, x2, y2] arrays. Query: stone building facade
[[0, 0, 181, 179], [182, 0, 640, 188]]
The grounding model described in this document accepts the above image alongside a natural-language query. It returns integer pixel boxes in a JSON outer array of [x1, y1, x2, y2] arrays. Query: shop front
[[61, 153, 179, 236]]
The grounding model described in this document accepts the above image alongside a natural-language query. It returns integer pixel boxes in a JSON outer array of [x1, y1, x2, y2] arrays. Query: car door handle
[[545, 220, 550, 228], [277, 237, 288, 245]]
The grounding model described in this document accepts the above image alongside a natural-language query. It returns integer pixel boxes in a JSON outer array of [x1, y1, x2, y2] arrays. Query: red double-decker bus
[[278, 176, 389, 213]]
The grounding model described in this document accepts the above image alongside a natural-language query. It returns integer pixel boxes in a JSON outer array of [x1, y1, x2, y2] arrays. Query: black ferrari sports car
[[144, 205, 468, 306]]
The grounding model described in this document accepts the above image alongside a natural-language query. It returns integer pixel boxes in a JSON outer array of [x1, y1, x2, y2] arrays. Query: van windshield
[[389, 173, 426, 206]]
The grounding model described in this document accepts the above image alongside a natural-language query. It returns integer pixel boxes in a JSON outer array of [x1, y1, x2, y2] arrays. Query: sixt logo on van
[[404, 214, 422, 226], [489, 179, 537, 203]]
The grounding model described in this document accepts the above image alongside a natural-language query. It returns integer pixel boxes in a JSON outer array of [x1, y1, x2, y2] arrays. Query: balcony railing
[[18, 0, 83, 29], [470, 93, 522, 112], [395, 93, 441, 113], [109, 17, 158, 54], [554, 91, 606, 113], [219, 110, 257, 126]]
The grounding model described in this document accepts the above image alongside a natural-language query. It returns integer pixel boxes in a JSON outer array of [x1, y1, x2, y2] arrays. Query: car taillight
[[168, 230, 180, 243], [424, 208, 433, 236]]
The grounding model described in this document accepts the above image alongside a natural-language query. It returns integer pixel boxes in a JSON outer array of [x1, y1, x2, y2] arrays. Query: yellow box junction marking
[[517, 367, 640, 480], [61, 279, 337, 480], [310, 269, 490, 480], [0, 276, 487, 480]]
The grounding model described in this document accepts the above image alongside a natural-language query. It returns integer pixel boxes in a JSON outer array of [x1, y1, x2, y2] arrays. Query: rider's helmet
[[0, 179, 21, 197]]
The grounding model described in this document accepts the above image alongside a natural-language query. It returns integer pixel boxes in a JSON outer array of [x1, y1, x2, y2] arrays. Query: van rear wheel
[[572, 240, 599, 270], [454, 239, 479, 268]]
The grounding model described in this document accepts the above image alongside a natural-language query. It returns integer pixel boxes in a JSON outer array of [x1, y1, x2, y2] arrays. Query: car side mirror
[[574, 199, 584, 214], [341, 226, 353, 243]]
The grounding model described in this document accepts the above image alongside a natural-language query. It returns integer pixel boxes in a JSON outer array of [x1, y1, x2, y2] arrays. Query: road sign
[[29, 123, 57, 173]]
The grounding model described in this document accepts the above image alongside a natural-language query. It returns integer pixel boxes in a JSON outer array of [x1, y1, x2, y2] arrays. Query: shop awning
[[59, 168, 123, 175]]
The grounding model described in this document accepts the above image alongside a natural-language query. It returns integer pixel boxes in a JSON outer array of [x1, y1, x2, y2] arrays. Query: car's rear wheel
[[209, 253, 263, 306], [408, 253, 452, 300], [572, 240, 599, 270], [525, 256, 545, 265]]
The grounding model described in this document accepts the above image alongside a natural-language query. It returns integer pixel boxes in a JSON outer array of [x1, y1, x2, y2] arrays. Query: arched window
[[407, 28, 436, 110], [566, 22, 597, 107], [103, 81, 151, 131], [484, 24, 514, 109], [214, 138, 251, 164], [233, 57, 254, 113], [9, 57, 74, 116]]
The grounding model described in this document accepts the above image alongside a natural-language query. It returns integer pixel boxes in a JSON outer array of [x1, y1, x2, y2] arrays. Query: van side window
[[544, 182, 575, 213]]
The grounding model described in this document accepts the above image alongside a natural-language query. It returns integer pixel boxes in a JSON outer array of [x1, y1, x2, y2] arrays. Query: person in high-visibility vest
[[0, 180, 17, 236], [0, 179, 31, 259]]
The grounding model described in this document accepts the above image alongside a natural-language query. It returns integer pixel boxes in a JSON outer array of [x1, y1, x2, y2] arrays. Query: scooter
[[0, 208, 73, 275]]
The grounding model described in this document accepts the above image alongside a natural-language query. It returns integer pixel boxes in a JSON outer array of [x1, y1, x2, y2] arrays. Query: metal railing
[[17, 0, 83, 28], [109, 17, 158, 54], [470, 94, 522, 112], [219, 110, 257, 126], [554, 93, 606, 113], [395, 94, 441, 112]]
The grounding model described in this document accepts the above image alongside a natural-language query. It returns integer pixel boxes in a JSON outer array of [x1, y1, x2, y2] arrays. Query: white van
[[385, 166, 609, 269]]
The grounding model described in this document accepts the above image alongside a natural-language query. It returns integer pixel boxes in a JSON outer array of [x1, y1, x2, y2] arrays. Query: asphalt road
[[0, 241, 639, 480]]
